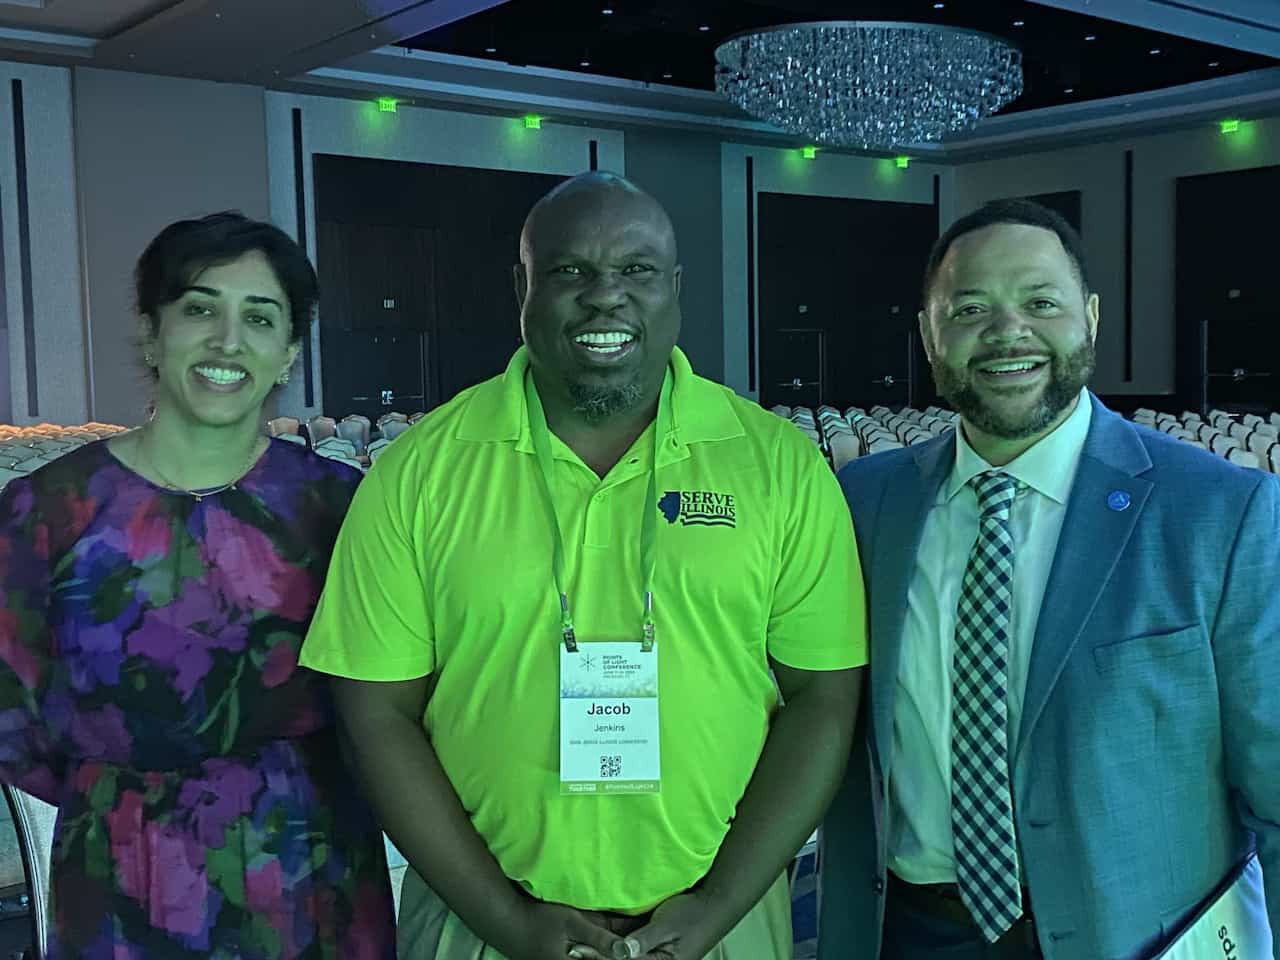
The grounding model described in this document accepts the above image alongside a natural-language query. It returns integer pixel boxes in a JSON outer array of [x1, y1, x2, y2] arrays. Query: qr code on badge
[[600, 755, 622, 778]]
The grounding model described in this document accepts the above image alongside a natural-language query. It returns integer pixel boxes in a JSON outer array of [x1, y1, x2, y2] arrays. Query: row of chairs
[[770, 404, 958, 471], [1132, 408, 1280, 473], [267, 412, 424, 470], [0, 423, 126, 490]]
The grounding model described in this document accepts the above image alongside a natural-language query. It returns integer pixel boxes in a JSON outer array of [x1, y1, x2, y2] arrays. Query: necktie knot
[[971, 471, 1018, 520]]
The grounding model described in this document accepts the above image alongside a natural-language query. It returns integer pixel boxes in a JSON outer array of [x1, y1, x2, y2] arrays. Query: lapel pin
[[1107, 490, 1131, 512]]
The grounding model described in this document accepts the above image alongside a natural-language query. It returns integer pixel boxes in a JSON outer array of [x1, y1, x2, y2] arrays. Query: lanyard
[[524, 368, 673, 653]]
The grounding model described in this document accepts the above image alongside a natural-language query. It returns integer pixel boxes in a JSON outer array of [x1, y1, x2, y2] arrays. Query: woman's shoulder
[[263, 437, 364, 491], [0, 439, 126, 551], [3, 438, 117, 499]]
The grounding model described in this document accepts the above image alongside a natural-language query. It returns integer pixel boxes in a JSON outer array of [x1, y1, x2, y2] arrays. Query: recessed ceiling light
[[933, 2, 945, 7], [1013, 19, 1025, 27], [699, 24, 711, 32], [602, 6, 614, 12], [1085, 34, 1096, 41], [1064, 87, 1075, 93], [662, 72, 673, 79], [485, 46, 497, 53], [1150, 48, 1162, 54], [580, 59, 591, 67], [1209, 60, 1221, 67]]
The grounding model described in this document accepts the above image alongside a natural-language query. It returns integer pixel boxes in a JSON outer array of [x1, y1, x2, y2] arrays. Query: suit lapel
[[1014, 396, 1155, 767], [873, 434, 954, 779]]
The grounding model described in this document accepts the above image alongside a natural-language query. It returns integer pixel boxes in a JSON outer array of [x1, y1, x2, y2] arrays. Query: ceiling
[[399, 0, 1278, 115], [0, 0, 512, 82], [0, 0, 1278, 158], [0, 0, 175, 38]]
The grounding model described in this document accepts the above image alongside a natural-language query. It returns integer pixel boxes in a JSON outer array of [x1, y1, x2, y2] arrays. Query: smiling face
[[920, 223, 1099, 446], [144, 250, 299, 429], [515, 178, 682, 424]]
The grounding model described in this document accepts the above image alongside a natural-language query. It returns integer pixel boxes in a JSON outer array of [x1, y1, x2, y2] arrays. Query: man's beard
[[568, 378, 645, 424], [931, 339, 1096, 440]]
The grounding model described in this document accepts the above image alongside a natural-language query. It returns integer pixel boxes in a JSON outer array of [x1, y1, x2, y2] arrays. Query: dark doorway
[[756, 193, 937, 411], [314, 156, 565, 421], [1176, 165, 1280, 414]]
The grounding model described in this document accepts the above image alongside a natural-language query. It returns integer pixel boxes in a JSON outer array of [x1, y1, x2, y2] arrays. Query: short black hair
[[922, 199, 1089, 305], [135, 211, 318, 342]]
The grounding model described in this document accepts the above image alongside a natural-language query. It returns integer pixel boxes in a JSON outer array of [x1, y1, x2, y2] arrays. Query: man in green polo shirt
[[301, 171, 867, 960]]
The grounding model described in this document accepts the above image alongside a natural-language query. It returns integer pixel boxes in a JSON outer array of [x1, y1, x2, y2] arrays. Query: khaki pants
[[395, 869, 794, 960]]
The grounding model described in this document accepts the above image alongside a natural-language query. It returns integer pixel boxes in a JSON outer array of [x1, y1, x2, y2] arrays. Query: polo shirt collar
[[455, 346, 745, 450], [941, 386, 1093, 505]]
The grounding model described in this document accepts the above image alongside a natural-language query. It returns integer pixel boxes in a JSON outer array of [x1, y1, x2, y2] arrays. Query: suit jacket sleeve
[[1213, 472, 1280, 950]]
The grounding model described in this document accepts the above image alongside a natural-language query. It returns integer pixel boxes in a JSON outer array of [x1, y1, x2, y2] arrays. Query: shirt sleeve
[[766, 440, 869, 672], [300, 451, 435, 681], [0, 479, 64, 803]]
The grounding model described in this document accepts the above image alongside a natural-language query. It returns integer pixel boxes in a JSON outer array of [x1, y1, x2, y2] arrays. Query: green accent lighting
[[524, 114, 543, 129], [801, 145, 818, 159], [896, 155, 911, 169], [1220, 119, 1241, 134], [377, 97, 398, 113]]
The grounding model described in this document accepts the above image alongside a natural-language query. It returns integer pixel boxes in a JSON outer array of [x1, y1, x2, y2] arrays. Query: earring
[[277, 371, 291, 386]]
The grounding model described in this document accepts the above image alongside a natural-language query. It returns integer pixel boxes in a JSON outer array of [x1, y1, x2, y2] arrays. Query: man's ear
[[513, 264, 528, 313], [917, 309, 935, 364], [1085, 292, 1100, 344]]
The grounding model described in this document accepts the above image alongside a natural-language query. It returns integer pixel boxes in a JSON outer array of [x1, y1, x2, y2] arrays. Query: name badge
[[560, 642, 660, 795]]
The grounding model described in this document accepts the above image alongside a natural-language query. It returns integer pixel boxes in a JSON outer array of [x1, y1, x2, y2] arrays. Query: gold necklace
[[140, 429, 264, 502]]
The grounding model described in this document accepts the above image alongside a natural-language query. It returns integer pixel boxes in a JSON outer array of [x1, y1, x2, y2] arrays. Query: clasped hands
[[516, 887, 728, 960]]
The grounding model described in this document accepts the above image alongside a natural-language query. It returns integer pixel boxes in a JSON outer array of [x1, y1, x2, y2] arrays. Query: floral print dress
[[0, 439, 396, 959]]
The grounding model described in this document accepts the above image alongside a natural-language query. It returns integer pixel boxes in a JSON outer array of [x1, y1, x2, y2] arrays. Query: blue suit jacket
[[817, 395, 1280, 960]]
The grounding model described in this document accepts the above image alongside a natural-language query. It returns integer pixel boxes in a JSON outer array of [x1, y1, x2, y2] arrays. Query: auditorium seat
[[1226, 448, 1262, 469], [867, 437, 904, 454], [1210, 435, 1239, 457], [381, 419, 411, 441], [829, 433, 860, 471], [266, 416, 301, 438], [1248, 433, 1275, 456], [337, 415, 371, 455], [307, 415, 338, 444], [314, 437, 359, 461]]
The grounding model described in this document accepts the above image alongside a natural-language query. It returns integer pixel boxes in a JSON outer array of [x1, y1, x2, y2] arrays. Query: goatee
[[568, 378, 645, 424]]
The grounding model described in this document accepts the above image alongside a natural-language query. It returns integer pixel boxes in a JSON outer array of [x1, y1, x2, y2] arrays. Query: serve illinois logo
[[658, 490, 736, 528]]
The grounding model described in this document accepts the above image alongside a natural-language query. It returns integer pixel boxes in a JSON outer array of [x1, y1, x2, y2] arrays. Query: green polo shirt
[[301, 346, 867, 912]]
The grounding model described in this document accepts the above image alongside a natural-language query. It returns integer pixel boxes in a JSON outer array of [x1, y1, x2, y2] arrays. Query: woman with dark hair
[[0, 212, 396, 958]]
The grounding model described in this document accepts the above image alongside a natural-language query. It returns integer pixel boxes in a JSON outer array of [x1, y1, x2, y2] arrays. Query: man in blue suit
[[818, 199, 1279, 959]]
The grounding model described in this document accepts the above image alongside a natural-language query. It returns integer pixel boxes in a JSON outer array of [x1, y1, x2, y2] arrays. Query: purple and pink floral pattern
[[0, 439, 395, 958]]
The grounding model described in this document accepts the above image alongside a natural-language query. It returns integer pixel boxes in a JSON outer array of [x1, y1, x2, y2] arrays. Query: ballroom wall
[[2, 57, 1280, 424], [74, 67, 273, 428], [263, 89, 625, 417], [951, 115, 1280, 396], [0, 61, 87, 427], [626, 128, 727, 382]]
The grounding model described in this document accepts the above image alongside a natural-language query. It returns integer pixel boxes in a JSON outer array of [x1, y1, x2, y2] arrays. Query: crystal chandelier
[[715, 21, 1023, 150]]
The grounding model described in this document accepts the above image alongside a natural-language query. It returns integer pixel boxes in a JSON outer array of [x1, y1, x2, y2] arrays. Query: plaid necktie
[[951, 471, 1023, 942]]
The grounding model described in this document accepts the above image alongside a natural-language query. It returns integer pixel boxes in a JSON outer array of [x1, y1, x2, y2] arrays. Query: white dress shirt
[[888, 388, 1093, 884]]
